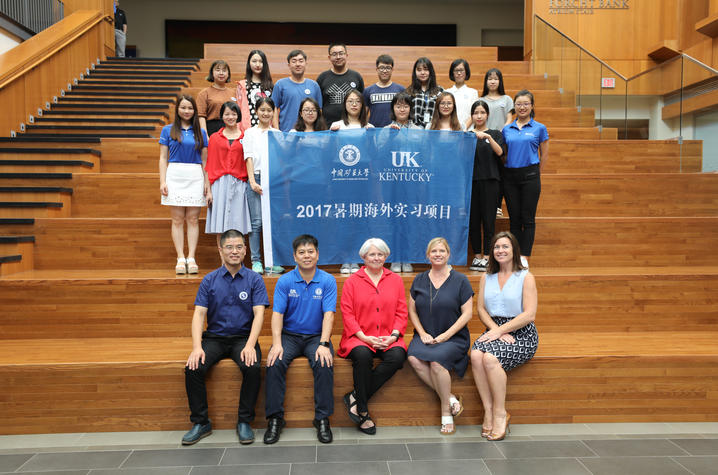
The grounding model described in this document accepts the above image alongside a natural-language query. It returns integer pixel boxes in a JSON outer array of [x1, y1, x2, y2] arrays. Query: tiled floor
[[1, 423, 718, 474]]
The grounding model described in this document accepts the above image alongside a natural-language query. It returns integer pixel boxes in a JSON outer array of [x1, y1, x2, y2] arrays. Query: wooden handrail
[[0, 10, 105, 89]]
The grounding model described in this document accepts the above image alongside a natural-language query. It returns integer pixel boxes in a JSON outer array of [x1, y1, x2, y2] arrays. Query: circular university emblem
[[315, 288, 323, 296], [338, 144, 361, 167], [239, 291, 248, 301]]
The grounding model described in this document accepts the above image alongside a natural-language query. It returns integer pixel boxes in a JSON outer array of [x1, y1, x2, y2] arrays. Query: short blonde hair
[[359, 238, 390, 259], [425, 237, 450, 257]]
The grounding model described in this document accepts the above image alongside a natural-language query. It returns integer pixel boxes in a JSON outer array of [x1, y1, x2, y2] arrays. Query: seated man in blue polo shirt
[[182, 229, 269, 446], [264, 234, 337, 444]]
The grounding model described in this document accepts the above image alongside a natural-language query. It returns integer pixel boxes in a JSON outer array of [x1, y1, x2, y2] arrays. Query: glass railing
[[0, 0, 64, 35], [533, 15, 718, 171]]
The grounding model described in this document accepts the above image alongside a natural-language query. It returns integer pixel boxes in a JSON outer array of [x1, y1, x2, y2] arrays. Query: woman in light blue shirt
[[470, 231, 538, 442]]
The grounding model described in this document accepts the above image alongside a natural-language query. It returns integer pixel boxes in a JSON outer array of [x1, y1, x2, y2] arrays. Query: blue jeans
[[265, 331, 335, 420], [246, 174, 262, 262]]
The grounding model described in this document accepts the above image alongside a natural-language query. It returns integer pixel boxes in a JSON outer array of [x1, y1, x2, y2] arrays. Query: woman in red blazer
[[338, 237, 408, 435]]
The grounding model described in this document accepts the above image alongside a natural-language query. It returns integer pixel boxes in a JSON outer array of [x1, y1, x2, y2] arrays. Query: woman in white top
[[242, 96, 284, 275], [330, 89, 374, 131], [427, 92, 462, 131], [446, 59, 478, 130], [331, 90, 373, 275], [291, 97, 328, 132]]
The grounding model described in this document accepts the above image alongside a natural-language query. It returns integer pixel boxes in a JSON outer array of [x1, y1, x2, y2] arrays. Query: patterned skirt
[[472, 316, 538, 372]]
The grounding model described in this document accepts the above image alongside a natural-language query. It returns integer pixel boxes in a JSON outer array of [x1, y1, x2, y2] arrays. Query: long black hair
[[481, 68, 506, 97], [170, 94, 204, 151], [340, 89, 368, 127], [406, 57, 441, 96], [293, 98, 328, 131], [244, 49, 273, 92]]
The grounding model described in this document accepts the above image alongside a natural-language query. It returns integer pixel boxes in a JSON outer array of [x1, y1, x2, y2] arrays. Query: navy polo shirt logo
[[239, 291, 248, 300]]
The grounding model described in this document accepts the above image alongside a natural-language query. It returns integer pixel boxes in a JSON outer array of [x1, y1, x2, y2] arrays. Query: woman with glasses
[[501, 90, 549, 268], [291, 98, 328, 132], [330, 89, 373, 275], [446, 59, 478, 130], [427, 92, 462, 131]]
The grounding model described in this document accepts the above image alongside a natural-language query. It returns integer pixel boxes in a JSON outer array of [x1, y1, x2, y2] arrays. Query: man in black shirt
[[316, 43, 365, 124], [114, 0, 127, 58]]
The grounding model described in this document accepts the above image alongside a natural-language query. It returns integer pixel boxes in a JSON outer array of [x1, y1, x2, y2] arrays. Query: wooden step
[[0, 187, 72, 209], [0, 201, 67, 218], [0, 174, 73, 188], [19, 216, 718, 270], [66, 173, 718, 219], [546, 140, 702, 173], [100, 138, 159, 173], [2, 332, 717, 434], [0, 159, 95, 174], [538, 174, 718, 217], [1, 269, 716, 339], [0, 235, 33, 276], [204, 44, 500, 62], [41, 110, 169, 120]]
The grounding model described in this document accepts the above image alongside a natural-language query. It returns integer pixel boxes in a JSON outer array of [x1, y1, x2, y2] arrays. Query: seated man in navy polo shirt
[[182, 229, 269, 446], [264, 234, 337, 444]]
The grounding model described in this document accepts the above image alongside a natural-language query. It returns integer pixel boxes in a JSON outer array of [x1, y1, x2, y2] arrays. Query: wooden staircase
[[1, 47, 717, 435]]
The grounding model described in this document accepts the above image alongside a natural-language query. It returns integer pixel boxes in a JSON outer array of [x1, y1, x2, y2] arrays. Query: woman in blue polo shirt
[[159, 94, 210, 274], [501, 90, 549, 268]]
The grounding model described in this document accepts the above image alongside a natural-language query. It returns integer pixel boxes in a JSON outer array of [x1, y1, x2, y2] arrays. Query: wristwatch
[[318, 341, 330, 347]]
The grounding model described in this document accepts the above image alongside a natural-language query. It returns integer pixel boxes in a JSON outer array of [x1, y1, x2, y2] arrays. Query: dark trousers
[[184, 333, 261, 425], [470, 178, 500, 256], [265, 331, 334, 420], [348, 346, 406, 414], [503, 164, 541, 256]]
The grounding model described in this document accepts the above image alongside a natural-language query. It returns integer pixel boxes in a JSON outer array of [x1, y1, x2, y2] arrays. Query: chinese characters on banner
[[264, 128, 476, 266]]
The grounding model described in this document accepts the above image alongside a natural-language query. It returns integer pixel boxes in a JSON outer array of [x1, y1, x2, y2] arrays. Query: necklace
[[428, 269, 449, 316]]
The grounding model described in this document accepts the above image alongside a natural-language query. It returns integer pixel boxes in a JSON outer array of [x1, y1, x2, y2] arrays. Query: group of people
[[158, 43, 549, 277], [182, 229, 538, 446]]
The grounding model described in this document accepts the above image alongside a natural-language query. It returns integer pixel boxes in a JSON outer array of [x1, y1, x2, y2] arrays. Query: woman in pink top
[[338, 237, 408, 435]]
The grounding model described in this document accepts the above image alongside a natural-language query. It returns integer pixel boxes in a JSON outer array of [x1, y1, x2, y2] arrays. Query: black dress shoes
[[313, 417, 333, 443], [263, 417, 285, 444]]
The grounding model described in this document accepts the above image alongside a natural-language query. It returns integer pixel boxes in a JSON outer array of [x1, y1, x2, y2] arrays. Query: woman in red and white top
[[204, 101, 251, 247]]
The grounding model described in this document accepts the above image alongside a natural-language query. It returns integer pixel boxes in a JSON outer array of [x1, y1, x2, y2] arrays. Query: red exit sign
[[602, 77, 616, 88]]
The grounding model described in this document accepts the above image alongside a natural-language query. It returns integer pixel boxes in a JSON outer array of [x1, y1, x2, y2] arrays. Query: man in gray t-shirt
[[316, 43, 365, 124]]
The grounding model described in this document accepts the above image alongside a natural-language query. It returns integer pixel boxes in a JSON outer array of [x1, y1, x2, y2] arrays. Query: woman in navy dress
[[471, 231, 538, 441], [407, 237, 474, 435]]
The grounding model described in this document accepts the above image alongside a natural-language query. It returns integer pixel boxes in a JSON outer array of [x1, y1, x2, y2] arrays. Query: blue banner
[[266, 128, 476, 266]]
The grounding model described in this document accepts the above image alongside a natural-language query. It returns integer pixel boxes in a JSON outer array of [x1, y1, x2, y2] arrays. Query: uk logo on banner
[[264, 128, 476, 266]]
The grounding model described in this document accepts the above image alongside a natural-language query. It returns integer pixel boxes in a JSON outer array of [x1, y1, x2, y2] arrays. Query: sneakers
[[520, 256, 529, 269], [340, 263, 351, 274], [470, 258, 488, 271], [265, 265, 285, 274], [252, 261, 264, 274], [390, 262, 402, 273], [350, 263, 360, 273], [401, 262, 413, 273]]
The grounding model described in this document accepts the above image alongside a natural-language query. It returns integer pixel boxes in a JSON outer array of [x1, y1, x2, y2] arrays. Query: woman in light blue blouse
[[501, 90, 549, 268], [470, 231, 538, 442]]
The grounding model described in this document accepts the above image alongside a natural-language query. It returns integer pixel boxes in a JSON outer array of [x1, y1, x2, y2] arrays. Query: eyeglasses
[[347, 99, 361, 105], [515, 102, 532, 108], [329, 51, 346, 58], [377, 66, 392, 72], [395, 104, 410, 109], [453, 68, 466, 73], [301, 108, 317, 114], [439, 102, 453, 107], [222, 245, 244, 251]]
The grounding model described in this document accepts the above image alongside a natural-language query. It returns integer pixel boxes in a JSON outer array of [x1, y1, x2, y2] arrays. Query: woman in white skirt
[[159, 94, 211, 274], [205, 101, 251, 247]]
